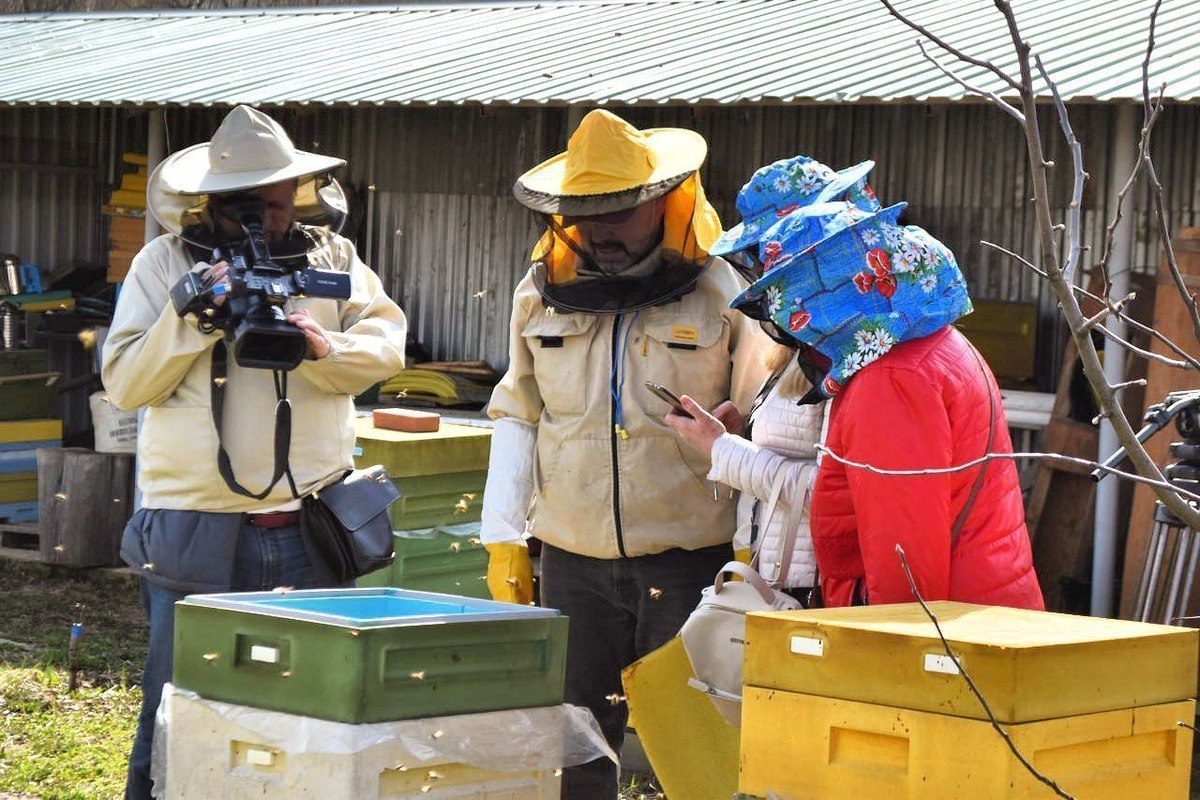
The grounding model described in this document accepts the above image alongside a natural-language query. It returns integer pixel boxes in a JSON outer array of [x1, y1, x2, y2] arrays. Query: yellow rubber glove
[[485, 542, 534, 605]]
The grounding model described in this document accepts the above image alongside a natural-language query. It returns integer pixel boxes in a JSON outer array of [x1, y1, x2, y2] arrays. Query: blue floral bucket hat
[[710, 155, 880, 257], [731, 202, 973, 397]]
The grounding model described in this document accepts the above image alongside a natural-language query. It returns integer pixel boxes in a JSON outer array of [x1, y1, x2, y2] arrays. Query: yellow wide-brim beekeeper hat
[[514, 109, 708, 217]]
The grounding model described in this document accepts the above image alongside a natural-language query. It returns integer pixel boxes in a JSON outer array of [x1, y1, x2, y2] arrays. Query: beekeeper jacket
[[102, 232, 406, 512], [487, 258, 766, 559]]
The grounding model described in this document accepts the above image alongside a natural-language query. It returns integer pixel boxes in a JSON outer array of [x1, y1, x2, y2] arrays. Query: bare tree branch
[[1035, 54, 1085, 283], [1094, 91, 1164, 297], [918, 40, 1024, 123], [879, 0, 1023, 93], [1139, 0, 1200, 342], [982, 240, 1200, 370]]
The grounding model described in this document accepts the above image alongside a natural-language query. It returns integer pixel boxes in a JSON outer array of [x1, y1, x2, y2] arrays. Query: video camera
[[170, 197, 351, 371]]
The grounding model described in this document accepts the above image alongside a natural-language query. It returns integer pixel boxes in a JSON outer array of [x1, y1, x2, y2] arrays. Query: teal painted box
[[172, 588, 567, 724], [353, 417, 490, 530], [357, 522, 490, 599]]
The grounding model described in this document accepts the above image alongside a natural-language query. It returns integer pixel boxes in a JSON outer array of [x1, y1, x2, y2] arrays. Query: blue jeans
[[125, 520, 322, 800]]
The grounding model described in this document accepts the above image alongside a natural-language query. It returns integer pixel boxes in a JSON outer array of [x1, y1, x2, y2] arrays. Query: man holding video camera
[[101, 105, 406, 800], [481, 109, 765, 799]]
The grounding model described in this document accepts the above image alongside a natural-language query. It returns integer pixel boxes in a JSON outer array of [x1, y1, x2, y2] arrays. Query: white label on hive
[[924, 653, 961, 675], [246, 748, 275, 767], [789, 635, 824, 657], [250, 645, 279, 664]]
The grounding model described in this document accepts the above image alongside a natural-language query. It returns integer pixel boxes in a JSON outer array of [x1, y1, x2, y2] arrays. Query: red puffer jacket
[[810, 326, 1044, 610]]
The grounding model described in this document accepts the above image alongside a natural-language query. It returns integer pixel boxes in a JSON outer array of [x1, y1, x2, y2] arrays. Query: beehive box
[[173, 588, 567, 724], [0, 350, 57, 421], [744, 602, 1198, 723], [357, 522, 490, 599], [738, 688, 1193, 800], [353, 417, 490, 530], [162, 687, 562, 799]]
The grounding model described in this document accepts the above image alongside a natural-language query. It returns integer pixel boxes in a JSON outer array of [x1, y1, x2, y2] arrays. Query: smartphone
[[645, 381, 692, 417]]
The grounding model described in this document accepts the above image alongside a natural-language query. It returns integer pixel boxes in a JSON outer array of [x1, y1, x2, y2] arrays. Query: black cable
[[894, 543, 1075, 800]]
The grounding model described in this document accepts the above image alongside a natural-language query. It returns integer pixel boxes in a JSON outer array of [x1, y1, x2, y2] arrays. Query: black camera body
[[170, 200, 351, 370]]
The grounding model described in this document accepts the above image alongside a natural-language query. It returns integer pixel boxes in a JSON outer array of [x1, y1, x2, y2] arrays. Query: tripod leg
[[1162, 523, 1188, 625], [1136, 519, 1169, 622], [1177, 526, 1200, 625]]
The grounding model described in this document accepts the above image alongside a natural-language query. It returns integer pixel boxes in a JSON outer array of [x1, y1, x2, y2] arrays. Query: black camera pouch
[[300, 466, 400, 584]]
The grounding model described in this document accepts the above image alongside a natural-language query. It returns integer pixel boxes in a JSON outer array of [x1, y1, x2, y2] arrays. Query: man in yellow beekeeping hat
[[481, 109, 767, 799]]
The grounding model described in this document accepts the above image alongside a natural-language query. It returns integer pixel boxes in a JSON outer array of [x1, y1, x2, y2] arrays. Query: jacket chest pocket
[[637, 314, 729, 412], [521, 311, 597, 415]]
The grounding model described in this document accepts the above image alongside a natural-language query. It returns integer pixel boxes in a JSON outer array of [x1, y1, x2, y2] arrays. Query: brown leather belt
[[245, 510, 301, 529]]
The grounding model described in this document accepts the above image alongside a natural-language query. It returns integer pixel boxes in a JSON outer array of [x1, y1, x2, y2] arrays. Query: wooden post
[[1118, 228, 1200, 618], [38, 447, 134, 568]]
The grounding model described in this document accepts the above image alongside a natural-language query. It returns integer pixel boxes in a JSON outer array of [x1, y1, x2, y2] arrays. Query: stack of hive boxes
[[165, 587, 571, 798], [103, 153, 153, 284], [738, 602, 1199, 799], [0, 417, 60, 527], [352, 416, 493, 599]]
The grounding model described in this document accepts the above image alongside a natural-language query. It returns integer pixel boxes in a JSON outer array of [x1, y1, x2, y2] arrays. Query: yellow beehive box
[[739, 688, 1193, 800], [744, 602, 1198, 723]]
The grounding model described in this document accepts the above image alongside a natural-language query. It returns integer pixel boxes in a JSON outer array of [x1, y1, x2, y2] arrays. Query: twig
[[980, 240, 1200, 371], [917, 40, 1024, 123], [1139, 0, 1200, 341], [894, 545, 1075, 800], [1034, 54, 1085, 282], [879, 0, 1022, 92], [1094, 93, 1164, 294], [814, 445, 1200, 506]]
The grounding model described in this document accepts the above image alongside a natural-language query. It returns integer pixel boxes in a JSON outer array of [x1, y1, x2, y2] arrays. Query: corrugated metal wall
[[3, 102, 1198, 383], [0, 105, 108, 275]]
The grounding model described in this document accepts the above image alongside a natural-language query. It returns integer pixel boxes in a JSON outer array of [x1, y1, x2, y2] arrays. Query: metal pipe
[[1092, 102, 1137, 617], [144, 108, 165, 244]]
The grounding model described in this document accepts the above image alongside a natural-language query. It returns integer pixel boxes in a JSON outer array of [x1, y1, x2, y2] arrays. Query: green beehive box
[[358, 522, 490, 598], [0, 350, 57, 422], [172, 588, 567, 724], [353, 417, 491, 478], [353, 417, 491, 530]]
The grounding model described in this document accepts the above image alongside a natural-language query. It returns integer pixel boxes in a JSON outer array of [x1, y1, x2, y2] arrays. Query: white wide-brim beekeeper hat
[[147, 105, 348, 239]]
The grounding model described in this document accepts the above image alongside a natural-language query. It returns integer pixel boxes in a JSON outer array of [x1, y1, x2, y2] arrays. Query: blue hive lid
[[181, 587, 561, 628]]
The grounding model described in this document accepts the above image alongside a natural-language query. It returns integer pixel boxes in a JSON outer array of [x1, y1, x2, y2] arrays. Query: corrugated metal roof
[[1, 0, 1197, 107]]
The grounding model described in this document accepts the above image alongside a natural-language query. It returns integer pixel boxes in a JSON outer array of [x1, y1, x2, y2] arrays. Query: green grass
[[0, 558, 147, 800]]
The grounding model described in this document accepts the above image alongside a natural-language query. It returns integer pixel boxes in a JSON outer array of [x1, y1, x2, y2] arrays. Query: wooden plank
[[0, 544, 41, 563], [37, 448, 134, 568], [1119, 228, 1200, 618]]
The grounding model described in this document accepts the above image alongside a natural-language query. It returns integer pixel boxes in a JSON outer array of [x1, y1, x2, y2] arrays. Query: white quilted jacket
[[707, 360, 827, 589]]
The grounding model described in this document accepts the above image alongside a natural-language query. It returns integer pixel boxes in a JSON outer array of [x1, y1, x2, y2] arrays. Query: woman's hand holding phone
[[662, 393, 729, 457]]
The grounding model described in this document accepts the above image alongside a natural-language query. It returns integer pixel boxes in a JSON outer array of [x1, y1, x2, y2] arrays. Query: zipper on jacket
[[610, 316, 629, 558]]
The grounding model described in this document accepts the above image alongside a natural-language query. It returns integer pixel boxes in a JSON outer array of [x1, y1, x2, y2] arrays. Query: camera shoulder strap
[[210, 339, 299, 500]]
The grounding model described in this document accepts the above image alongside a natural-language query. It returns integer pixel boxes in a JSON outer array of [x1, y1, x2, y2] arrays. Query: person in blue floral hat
[[668, 157, 1044, 613]]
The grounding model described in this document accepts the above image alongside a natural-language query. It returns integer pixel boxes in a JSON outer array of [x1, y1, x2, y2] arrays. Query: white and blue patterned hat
[[731, 202, 972, 397], [710, 155, 879, 257]]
